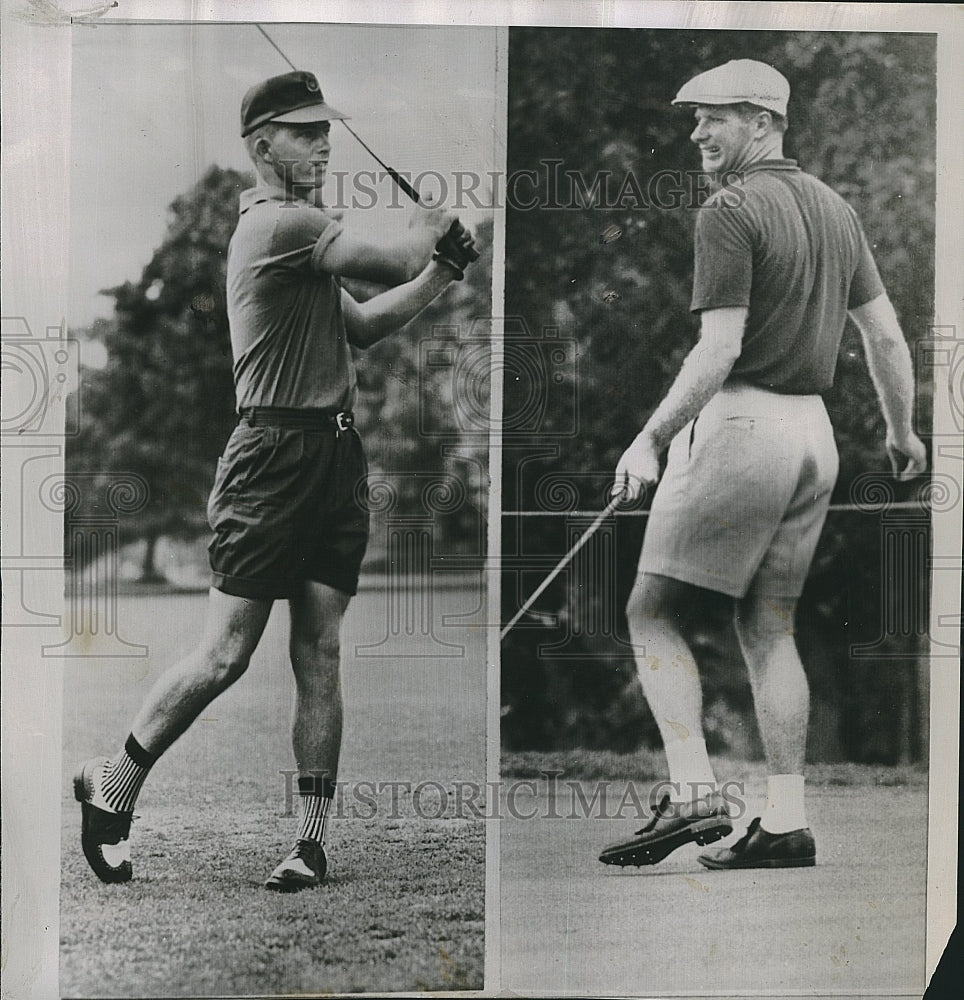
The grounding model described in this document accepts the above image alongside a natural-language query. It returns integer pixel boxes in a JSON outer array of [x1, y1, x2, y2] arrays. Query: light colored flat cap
[[672, 59, 790, 116]]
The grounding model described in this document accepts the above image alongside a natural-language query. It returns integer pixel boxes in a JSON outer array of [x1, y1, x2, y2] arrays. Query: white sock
[[762, 774, 808, 833], [663, 736, 717, 802]]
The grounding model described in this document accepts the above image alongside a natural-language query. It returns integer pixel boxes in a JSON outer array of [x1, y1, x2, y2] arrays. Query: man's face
[[267, 121, 332, 192], [689, 105, 758, 175]]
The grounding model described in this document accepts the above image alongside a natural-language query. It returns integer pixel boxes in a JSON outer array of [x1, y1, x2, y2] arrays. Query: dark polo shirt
[[226, 186, 356, 411], [691, 159, 885, 394]]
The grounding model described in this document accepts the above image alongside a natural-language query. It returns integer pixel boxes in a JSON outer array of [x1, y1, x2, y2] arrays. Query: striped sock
[[297, 774, 336, 844], [100, 734, 158, 814]]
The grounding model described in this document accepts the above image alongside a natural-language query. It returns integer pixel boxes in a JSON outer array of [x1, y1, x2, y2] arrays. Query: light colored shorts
[[638, 381, 839, 598]]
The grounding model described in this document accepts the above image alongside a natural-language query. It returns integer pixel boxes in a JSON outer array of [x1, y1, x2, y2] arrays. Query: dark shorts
[[207, 416, 369, 600]]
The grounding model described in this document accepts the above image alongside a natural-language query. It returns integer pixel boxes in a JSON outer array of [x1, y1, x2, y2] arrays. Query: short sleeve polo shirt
[[227, 186, 356, 411], [691, 160, 885, 394]]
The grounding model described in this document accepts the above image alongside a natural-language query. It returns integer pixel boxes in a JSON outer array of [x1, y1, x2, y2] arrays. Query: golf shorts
[[207, 412, 369, 600], [638, 381, 839, 598]]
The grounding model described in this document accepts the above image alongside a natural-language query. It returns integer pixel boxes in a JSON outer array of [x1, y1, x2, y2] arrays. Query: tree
[[69, 166, 250, 579]]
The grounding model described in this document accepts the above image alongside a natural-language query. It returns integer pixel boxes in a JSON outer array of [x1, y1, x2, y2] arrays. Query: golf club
[[255, 21, 477, 242], [500, 490, 626, 640]]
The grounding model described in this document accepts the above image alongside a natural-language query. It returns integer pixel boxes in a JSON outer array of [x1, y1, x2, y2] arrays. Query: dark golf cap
[[241, 71, 349, 137]]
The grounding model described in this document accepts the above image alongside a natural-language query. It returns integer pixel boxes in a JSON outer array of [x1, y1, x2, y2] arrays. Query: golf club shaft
[[256, 25, 297, 70], [500, 493, 625, 640], [339, 120, 421, 203], [256, 24, 421, 204]]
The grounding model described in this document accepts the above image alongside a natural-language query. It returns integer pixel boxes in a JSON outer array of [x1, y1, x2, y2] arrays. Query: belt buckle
[[334, 411, 353, 433]]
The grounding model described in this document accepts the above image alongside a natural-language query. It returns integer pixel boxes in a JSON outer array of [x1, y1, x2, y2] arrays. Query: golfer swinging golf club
[[74, 71, 477, 890], [599, 60, 926, 870]]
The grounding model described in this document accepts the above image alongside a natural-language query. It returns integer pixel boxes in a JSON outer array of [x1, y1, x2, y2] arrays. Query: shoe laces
[[635, 793, 672, 835], [291, 838, 320, 862]]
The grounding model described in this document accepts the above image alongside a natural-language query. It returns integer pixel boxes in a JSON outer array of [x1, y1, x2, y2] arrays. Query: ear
[[754, 110, 773, 136], [254, 136, 273, 163]]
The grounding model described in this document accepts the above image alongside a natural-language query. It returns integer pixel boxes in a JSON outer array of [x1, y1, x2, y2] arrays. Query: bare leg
[[262, 583, 348, 890], [733, 587, 808, 775], [625, 573, 717, 798], [734, 585, 809, 833], [626, 573, 707, 746], [76, 589, 274, 883], [288, 581, 351, 778], [130, 588, 274, 755]]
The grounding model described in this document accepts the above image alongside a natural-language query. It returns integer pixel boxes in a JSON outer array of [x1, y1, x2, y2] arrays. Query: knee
[[291, 622, 341, 667], [291, 624, 341, 684], [625, 588, 650, 635], [735, 598, 797, 650], [625, 581, 684, 633], [200, 647, 251, 689]]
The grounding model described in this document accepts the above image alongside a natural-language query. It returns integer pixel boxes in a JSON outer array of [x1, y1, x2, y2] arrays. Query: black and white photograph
[[498, 23, 959, 998], [7, 12, 498, 998], [1, 3, 961, 1000]]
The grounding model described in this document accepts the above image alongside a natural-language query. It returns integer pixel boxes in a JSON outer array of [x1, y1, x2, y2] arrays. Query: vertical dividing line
[[926, 25, 963, 986], [484, 24, 509, 995]]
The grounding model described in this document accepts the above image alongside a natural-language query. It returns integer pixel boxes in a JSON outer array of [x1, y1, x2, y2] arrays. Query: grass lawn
[[499, 777, 929, 997], [61, 584, 485, 997], [501, 748, 928, 786]]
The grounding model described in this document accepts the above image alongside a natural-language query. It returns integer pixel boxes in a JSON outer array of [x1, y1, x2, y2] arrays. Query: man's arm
[[341, 260, 457, 350], [316, 203, 457, 287], [614, 306, 746, 500], [848, 292, 927, 480]]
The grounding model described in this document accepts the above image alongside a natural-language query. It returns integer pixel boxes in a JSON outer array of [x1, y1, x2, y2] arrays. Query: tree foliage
[[69, 166, 248, 574], [350, 217, 494, 564]]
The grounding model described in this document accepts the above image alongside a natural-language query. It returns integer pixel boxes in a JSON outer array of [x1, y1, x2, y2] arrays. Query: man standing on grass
[[74, 71, 477, 891], [599, 60, 926, 870]]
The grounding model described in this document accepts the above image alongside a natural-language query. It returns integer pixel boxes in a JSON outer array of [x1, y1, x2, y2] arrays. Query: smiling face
[[259, 121, 332, 194], [689, 104, 762, 175]]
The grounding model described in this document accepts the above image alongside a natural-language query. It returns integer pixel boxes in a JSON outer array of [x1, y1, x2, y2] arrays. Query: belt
[[239, 406, 355, 433]]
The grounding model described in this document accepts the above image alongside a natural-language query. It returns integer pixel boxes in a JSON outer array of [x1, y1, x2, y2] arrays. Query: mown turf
[[61, 588, 485, 997], [62, 811, 483, 996], [500, 781, 928, 996], [501, 748, 928, 787]]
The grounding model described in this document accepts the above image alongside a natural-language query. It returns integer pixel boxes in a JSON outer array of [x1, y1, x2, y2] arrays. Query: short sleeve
[[690, 199, 754, 313], [846, 214, 886, 309], [262, 204, 343, 273]]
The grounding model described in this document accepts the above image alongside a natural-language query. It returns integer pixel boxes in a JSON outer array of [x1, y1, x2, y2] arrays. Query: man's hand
[[432, 221, 479, 280], [886, 429, 927, 481], [849, 295, 927, 483], [614, 431, 661, 501]]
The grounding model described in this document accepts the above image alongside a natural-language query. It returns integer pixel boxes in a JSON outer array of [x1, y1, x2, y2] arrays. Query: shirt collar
[[743, 158, 800, 176], [239, 185, 311, 214]]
